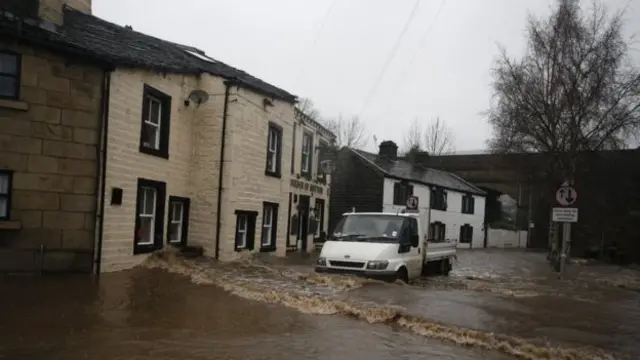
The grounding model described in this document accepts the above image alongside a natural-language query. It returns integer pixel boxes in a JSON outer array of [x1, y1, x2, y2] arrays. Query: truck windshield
[[331, 215, 407, 243]]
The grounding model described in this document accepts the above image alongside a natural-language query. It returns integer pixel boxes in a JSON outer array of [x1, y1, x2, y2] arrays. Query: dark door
[[297, 195, 310, 251]]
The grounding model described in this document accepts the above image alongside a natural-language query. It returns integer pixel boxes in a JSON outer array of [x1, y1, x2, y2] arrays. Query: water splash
[[140, 252, 615, 360]]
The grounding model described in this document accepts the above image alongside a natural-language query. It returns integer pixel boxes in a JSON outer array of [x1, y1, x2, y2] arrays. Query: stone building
[[0, 0, 108, 272], [1, 0, 336, 274], [286, 108, 336, 252]]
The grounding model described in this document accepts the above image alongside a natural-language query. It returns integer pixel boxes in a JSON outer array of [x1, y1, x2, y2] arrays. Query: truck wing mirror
[[410, 234, 419, 247]]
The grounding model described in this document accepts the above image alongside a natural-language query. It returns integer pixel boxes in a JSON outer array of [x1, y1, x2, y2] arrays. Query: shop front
[[286, 178, 328, 253]]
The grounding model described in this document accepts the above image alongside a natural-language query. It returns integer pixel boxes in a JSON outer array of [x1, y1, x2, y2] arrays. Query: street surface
[[1, 249, 638, 360]]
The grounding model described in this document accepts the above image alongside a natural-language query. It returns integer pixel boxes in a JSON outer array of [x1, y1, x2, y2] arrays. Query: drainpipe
[[214, 81, 233, 260], [94, 69, 112, 277]]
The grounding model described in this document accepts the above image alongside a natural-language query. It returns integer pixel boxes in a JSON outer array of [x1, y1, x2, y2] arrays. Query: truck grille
[[328, 261, 365, 269]]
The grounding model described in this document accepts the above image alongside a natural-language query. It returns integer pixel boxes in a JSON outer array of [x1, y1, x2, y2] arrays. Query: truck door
[[406, 217, 422, 278]]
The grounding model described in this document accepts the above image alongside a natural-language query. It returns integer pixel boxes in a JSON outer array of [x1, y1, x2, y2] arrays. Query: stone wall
[[39, 0, 92, 25], [0, 42, 104, 272]]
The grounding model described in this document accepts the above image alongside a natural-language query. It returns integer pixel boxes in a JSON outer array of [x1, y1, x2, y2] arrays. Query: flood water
[[1, 249, 639, 360]]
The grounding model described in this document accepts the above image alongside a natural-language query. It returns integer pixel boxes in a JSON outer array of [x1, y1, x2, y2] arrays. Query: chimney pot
[[378, 140, 398, 160]]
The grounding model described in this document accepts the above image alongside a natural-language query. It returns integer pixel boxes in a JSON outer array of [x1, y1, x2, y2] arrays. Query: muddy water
[[0, 266, 508, 360], [1, 249, 638, 360]]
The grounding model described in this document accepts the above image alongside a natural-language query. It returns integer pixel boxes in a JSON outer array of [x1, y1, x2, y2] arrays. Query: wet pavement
[[1, 248, 639, 360]]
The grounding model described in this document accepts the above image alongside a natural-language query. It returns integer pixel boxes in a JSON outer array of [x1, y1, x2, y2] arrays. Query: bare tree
[[296, 97, 321, 121], [423, 117, 456, 155], [324, 115, 368, 149], [487, 0, 640, 180], [402, 119, 423, 154]]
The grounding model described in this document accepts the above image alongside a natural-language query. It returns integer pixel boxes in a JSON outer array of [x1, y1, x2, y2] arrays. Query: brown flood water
[[0, 266, 509, 360], [1, 249, 638, 360]]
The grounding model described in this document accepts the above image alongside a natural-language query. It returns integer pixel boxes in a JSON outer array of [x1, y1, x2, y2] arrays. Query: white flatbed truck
[[315, 211, 457, 282]]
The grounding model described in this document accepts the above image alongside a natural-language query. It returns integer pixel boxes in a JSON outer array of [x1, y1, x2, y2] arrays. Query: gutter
[[94, 69, 112, 276], [214, 81, 233, 260]]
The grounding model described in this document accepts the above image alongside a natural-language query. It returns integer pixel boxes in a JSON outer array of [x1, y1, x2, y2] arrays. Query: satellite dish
[[187, 89, 209, 106]]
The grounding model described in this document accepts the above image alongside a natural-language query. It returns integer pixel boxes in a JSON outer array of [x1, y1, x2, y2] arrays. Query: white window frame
[[236, 214, 248, 249], [137, 186, 157, 245], [267, 127, 279, 173], [168, 201, 184, 244], [142, 95, 162, 150], [301, 133, 311, 173], [261, 206, 273, 246], [0, 172, 10, 220]]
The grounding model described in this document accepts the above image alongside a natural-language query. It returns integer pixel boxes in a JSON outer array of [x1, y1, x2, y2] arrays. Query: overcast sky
[[93, 0, 639, 153]]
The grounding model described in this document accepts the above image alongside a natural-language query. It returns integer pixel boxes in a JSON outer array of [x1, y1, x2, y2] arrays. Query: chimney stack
[[378, 140, 398, 160], [38, 0, 92, 25]]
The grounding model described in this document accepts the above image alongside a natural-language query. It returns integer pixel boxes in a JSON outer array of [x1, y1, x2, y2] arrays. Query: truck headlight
[[316, 257, 327, 266], [366, 260, 388, 270]]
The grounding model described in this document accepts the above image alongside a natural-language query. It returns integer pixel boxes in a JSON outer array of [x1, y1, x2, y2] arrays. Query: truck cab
[[315, 211, 433, 282]]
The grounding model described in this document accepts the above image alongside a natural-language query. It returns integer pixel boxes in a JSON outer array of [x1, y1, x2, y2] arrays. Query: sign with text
[[290, 178, 323, 195], [552, 207, 578, 223]]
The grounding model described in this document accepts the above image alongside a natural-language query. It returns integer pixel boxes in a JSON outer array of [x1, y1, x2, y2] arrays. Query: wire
[[358, 0, 423, 117], [294, 0, 338, 90], [388, 0, 447, 102]]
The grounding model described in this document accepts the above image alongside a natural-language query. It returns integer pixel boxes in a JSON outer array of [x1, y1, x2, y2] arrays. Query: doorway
[[297, 195, 310, 252]]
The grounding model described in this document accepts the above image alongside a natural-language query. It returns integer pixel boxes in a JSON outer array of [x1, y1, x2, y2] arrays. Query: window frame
[[430, 187, 447, 211], [167, 196, 190, 247], [300, 131, 313, 179], [0, 170, 13, 221], [459, 224, 473, 244], [265, 122, 283, 178], [235, 210, 258, 251], [0, 51, 21, 101], [260, 202, 279, 252], [393, 181, 414, 206], [133, 178, 166, 255], [139, 84, 171, 159], [316, 140, 329, 182], [429, 221, 446, 242], [461, 193, 475, 214]]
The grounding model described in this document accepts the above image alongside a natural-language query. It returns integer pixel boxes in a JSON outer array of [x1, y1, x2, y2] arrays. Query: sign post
[[553, 181, 578, 278]]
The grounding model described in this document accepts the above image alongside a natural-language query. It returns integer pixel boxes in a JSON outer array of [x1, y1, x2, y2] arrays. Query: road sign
[[406, 195, 419, 210], [552, 207, 578, 223], [556, 185, 577, 206]]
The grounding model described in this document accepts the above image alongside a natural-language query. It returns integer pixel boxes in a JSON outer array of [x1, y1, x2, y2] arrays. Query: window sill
[[0, 99, 29, 111], [139, 146, 169, 159], [0, 220, 22, 231], [265, 170, 282, 179]]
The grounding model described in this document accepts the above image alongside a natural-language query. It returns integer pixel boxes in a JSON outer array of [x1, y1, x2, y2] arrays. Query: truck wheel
[[396, 267, 409, 283]]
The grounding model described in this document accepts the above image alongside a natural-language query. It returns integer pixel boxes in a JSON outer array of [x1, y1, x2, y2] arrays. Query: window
[[430, 187, 447, 211], [139, 85, 171, 159], [393, 181, 414, 206], [300, 132, 313, 178], [265, 123, 283, 177], [462, 194, 475, 214], [0, 170, 13, 220], [429, 221, 446, 242], [0, 52, 20, 100], [314, 198, 325, 238], [316, 140, 329, 182], [134, 178, 166, 254], [459, 224, 473, 244], [291, 123, 296, 174], [260, 202, 279, 252], [235, 210, 257, 251], [167, 196, 190, 246]]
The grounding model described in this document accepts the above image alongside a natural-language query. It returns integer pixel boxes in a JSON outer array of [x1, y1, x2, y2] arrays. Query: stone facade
[[98, 70, 336, 272], [0, 41, 104, 272]]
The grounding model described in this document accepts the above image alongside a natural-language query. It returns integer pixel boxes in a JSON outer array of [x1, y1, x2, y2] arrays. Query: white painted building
[[329, 141, 486, 249]]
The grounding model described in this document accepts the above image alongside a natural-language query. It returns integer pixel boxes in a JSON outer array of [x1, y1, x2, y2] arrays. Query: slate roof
[[349, 148, 486, 196], [61, 8, 297, 102], [0, 7, 297, 102]]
